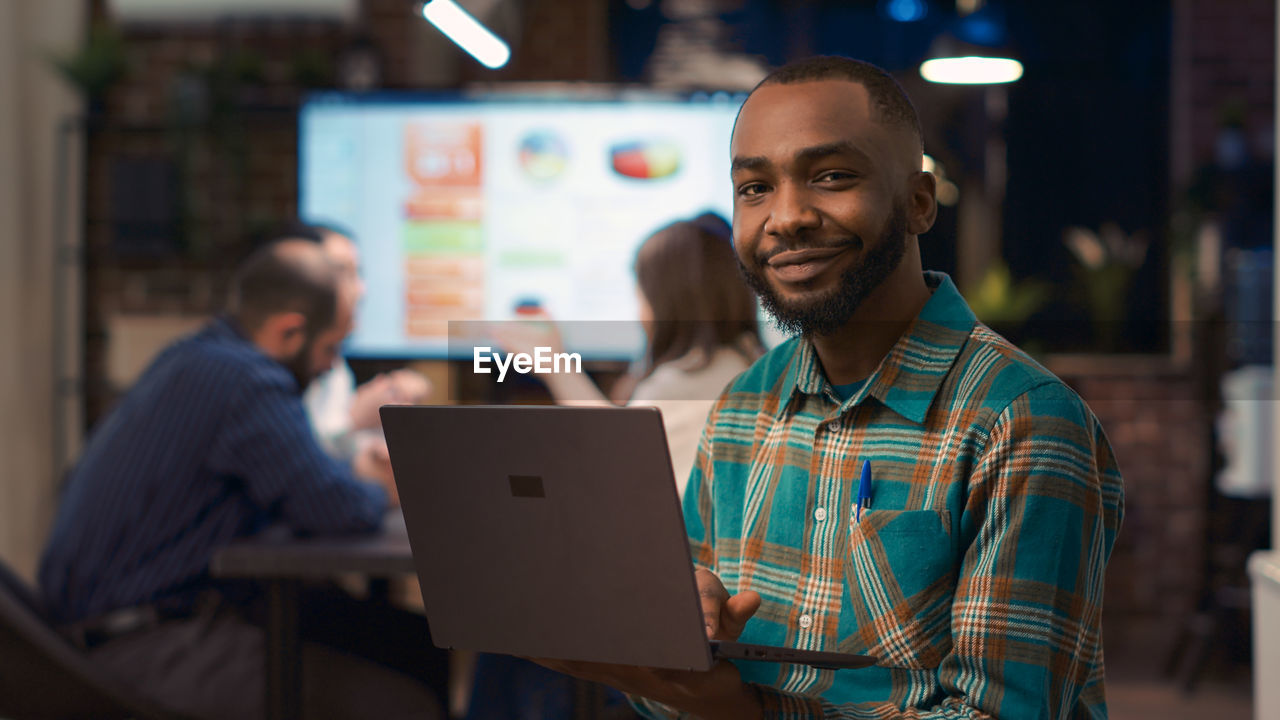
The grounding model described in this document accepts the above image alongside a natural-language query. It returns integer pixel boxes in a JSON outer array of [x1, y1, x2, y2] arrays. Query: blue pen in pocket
[[855, 459, 872, 522]]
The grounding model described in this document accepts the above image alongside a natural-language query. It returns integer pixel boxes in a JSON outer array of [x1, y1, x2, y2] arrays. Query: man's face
[[730, 80, 921, 336], [283, 295, 354, 390]]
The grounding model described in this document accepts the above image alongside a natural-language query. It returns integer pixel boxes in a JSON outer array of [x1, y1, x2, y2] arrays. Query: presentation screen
[[299, 90, 748, 360]]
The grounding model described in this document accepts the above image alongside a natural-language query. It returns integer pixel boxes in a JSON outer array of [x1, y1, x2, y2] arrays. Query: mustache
[[756, 237, 864, 264]]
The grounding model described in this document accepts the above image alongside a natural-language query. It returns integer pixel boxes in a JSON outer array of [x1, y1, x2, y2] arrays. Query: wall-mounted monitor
[[299, 89, 748, 360]]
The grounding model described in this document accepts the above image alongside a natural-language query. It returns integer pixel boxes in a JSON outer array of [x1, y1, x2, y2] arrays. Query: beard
[[739, 202, 909, 337], [282, 337, 316, 393]]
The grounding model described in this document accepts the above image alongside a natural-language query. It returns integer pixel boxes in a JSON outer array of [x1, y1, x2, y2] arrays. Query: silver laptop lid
[[382, 405, 715, 671]]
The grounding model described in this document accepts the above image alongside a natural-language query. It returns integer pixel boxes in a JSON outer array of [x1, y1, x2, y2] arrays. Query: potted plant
[[49, 24, 128, 117]]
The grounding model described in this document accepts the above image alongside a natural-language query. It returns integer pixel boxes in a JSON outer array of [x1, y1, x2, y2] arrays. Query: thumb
[[718, 590, 762, 641]]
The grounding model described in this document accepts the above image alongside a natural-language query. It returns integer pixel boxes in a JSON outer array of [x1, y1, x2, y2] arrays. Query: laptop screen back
[[381, 405, 716, 671]]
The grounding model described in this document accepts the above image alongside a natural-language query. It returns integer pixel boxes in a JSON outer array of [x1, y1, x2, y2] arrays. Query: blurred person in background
[[280, 222, 431, 465], [492, 212, 764, 498], [39, 239, 448, 719], [467, 213, 763, 720]]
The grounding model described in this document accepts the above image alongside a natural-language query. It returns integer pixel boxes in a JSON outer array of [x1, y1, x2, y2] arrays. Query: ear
[[256, 311, 307, 360], [907, 170, 938, 236]]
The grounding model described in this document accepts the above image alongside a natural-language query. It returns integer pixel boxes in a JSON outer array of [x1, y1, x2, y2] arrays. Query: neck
[[245, 320, 291, 363], [809, 247, 930, 385]]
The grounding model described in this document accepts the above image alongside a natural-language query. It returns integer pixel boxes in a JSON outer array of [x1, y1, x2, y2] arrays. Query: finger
[[718, 590, 762, 641], [695, 568, 728, 637], [397, 373, 429, 399]]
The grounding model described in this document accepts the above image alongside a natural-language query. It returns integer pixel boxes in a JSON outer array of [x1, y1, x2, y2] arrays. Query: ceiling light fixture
[[421, 0, 511, 69], [920, 54, 1022, 84], [920, 1, 1021, 85]]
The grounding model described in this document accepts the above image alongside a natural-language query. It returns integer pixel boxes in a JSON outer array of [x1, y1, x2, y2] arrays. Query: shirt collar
[[209, 314, 250, 343], [780, 271, 977, 424], [208, 314, 308, 394]]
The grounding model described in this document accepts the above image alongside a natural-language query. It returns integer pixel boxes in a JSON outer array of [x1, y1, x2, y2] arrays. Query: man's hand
[[532, 569, 763, 720], [350, 369, 432, 431], [697, 568, 762, 642], [386, 368, 430, 405]]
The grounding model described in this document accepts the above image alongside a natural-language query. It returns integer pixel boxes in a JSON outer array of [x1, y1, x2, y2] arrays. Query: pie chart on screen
[[609, 140, 682, 180], [518, 130, 569, 182]]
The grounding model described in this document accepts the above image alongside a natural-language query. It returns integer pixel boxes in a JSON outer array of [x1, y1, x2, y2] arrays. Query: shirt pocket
[[841, 509, 955, 670]]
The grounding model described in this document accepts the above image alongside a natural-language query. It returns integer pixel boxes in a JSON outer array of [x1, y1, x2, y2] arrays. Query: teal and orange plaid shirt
[[636, 272, 1124, 719]]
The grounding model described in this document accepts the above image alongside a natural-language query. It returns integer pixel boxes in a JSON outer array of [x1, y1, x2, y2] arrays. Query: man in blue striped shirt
[[39, 239, 446, 718]]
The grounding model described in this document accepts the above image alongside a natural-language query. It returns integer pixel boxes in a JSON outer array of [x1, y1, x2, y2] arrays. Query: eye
[[735, 181, 769, 197], [814, 170, 856, 184]]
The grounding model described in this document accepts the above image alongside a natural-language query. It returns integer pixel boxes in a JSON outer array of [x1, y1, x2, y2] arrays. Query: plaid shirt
[[636, 272, 1123, 719]]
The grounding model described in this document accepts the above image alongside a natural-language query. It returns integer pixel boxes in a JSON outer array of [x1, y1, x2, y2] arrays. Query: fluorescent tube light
[[421, 0, 511, 69], [920, 56, 1022, 84]]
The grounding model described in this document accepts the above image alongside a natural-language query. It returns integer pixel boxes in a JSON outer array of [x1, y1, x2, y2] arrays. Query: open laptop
[[380, 404, 876, 672]]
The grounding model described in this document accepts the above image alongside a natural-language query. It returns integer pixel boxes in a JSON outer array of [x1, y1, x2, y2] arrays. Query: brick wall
[[1173, 0, 1274, 184], [1048, 355, 1214, 671]]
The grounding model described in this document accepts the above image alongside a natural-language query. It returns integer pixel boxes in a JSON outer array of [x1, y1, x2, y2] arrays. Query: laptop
[[380, 404, 876, 672]]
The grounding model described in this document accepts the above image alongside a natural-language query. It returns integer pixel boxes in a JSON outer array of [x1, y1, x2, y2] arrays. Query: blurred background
[[0, 0, 1275, 716]]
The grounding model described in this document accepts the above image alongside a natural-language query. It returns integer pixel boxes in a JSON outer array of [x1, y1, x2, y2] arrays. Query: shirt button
[[814, 507, 827, 522], [827, 419, 841, 432], [799, 614, 813, 629]]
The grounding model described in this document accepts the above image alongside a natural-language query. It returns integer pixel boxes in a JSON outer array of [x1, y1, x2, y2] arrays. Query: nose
[[764, 180, 821, 239]]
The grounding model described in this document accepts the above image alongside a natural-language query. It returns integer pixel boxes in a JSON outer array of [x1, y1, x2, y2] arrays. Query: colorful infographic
[[298, 95, 745, 358], [609, 139, 682, 180], [518, 130, 569, 182], [402, 121, 486, 340]]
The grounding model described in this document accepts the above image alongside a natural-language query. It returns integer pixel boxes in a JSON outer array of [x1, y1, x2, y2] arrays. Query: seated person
[[39, 239, 448, 719]]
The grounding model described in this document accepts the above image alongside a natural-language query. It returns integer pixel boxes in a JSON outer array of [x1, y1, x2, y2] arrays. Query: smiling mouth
[[765, 245, 854, 284]]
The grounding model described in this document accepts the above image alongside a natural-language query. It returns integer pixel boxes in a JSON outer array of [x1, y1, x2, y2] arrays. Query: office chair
[[0, 557, 189, 720]]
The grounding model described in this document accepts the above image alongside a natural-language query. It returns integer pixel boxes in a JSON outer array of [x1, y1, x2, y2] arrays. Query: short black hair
[[226, 240, 338, 339], [753, 55, 922, 151]]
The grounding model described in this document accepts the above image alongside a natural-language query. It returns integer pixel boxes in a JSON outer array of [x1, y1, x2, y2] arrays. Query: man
[[39, 239, 447, 719], [285, 222, 431, 463], [541, 56, 1124, 719]]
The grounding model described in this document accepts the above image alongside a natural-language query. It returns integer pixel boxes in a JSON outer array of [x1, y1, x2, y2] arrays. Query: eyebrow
[[731, 140, 872, 174]]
